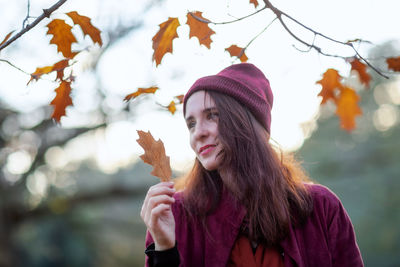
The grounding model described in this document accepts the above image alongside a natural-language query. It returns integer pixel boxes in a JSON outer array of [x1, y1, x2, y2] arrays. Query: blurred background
[[1, 0, 399, 266]]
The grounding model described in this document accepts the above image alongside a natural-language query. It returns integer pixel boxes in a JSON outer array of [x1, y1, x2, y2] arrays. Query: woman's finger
[[142, 194, 175, 223], [141, 182, 175, 219]]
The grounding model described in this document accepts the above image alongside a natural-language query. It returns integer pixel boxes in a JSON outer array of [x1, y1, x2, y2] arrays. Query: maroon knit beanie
[[183, 63, 274, 133]]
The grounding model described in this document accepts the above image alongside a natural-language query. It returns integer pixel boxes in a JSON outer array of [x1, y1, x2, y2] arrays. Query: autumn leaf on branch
[[0, 31, 14, 47], [28, 66, 54, 84], [47, 19, 78, 58], [336, 87, 362, 131], [53, 59, 70, 81], [66, 11, 103, 46], [28, 59, 70, 84], [249, 0, 259, 8], [350, 58, 371, 87], [386, 56, 400, 71], [167, 101, 176, 114], [225, 45, 248, 62], [136, 130, 172, 182], [50, 80, 73, 122], [152, 17, 180, 66], [186, 11, 215, 49], [124, 87, 159, 101], [174, 94, 184, 103], [316, 68, 343, 104]]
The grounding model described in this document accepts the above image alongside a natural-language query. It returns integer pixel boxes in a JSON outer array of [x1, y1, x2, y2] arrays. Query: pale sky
[[1, 0, 399, 174]]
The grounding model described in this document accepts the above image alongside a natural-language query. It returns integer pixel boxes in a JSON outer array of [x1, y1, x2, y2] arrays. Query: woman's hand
[[141, 182, 176, 251]]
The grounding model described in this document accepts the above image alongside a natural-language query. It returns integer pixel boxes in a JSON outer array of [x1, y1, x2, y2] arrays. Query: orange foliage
[[152, 17, 180, 66], [136, 130, 172, 182], [50, 80, 73, 122], [46, 19, 77, 58], [386, 56, 400, 71], [186, 12, 215, 49], [167, 101, 177, 114], [0, 31, 14, 47], [225, 45, 248, 62], [53, 59, 70, 81], [316, 68, 343, 104], [336, 87, 362, 131], [174, 94, 184, 104], [28, 59, 69, 84], [28, 66, 54, 84], [124, 87, 159, 101], [250, 0, 259, 8], [66, 11, 102, 46], [350, 58, 371, 87]]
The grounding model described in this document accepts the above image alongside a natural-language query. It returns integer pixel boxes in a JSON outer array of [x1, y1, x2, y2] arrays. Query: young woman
[[140, 63, 363, 266]]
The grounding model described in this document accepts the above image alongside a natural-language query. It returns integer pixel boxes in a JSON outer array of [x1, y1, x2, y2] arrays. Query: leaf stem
[[0, 59, 30, 75]]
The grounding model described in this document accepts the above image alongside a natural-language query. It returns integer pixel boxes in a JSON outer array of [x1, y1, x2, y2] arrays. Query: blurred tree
[[0, 0, 165, 266], [298, 41, 400, 266]]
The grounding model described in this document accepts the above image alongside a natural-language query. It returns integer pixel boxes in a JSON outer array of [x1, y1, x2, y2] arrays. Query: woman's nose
[[193, 121, 208, 140]]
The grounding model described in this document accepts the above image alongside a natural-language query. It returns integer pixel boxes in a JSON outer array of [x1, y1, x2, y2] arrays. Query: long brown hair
[[179, 91, 313, 246]]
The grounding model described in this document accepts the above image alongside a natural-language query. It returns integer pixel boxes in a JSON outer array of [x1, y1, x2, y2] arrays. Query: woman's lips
[[199, 144, 216, 155]]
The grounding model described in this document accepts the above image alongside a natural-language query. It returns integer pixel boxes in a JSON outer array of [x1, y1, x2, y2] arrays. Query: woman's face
[[185, 91, 223, 171]]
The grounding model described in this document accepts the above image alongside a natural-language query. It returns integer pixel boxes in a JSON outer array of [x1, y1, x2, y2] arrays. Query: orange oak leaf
[[124, 87, 159, 101], [53, 59, 70, 81], [136, 130, 172, 181], [174, 94, 184, 103], [28, 59, 70, 84], [225, 45, 248, 62], [249, 0, 259, 8], [187, 11, 215, 49], [167, 101, 176, 114], [316, 68, 343, 104], [50, 80, 73, 122], [28, 66, 54, 84], [336, 87, 362, 131], [66, 11, 102, 46], [350, 58, 371, 87], [0, 30, 14, 47], [47, 19, 77, 58], [386, 56, 400, 71], [152, 17, 180, 66]]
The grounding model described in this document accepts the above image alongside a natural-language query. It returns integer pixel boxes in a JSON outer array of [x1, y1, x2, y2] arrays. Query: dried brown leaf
[[186, 11, 215, 49], [66, 11, 102, 46], [136, 130, 172, 181], [124, 87, 159, 101], [50, 80, 73, 122], [225, 45, 248, 62], [47, 19, 78, 58]]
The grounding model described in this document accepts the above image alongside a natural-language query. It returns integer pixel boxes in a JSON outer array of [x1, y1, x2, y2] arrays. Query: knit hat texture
[[183, 63, 274, 133]]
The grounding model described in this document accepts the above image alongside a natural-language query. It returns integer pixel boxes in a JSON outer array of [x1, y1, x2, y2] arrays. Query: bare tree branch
[[262, 0, 389, 78], [0, 0, 68, 52]]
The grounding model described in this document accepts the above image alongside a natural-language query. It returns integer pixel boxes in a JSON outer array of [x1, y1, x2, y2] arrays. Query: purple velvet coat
[[145, 184, 363, 266]]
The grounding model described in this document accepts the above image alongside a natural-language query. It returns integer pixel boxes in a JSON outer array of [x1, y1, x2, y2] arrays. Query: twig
[[188, 6, 267, 25], [244, 17, 277, 50], [263, 0, 388, 78], [0, 0, 68, 52], [22, 0, 31, 29], [0, 59, 30, 75]]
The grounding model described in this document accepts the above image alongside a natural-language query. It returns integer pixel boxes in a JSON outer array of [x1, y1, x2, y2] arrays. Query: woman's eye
[[187, 121, 195, 129], [208, 112, 219, 120]]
